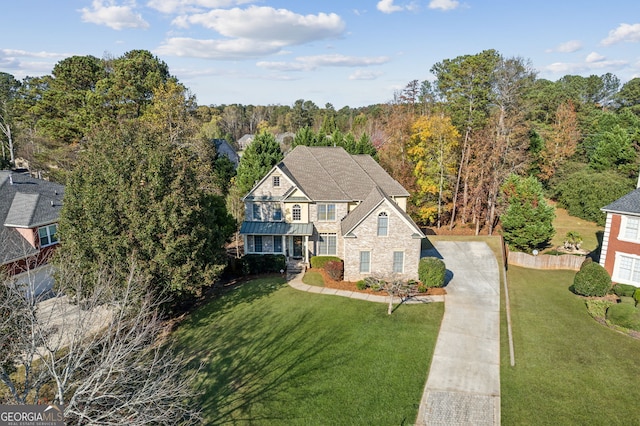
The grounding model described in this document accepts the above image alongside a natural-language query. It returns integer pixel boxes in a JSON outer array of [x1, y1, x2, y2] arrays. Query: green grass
[[547, 201, 603, 252], [302, 270, 324, 287], [173, 277, 444, 425], [501, 266, 640, 424]]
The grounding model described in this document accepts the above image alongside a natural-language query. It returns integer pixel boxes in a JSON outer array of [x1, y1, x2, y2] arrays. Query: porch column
[[243, 234, 248, 254], [304, 235, 309, 264], [281, 235, 286, 255]]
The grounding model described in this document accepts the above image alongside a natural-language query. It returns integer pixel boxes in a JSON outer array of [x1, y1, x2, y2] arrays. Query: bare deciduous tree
[[0, 259, 202, 425]]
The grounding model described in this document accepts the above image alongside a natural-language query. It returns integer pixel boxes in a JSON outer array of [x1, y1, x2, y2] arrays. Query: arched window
[[292, 204, 302, 221], [377, 212, 388, 236]]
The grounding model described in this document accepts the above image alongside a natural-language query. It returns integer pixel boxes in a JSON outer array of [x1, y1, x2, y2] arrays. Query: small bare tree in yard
[[0, 259, 202, 425], [365, 273, 413, 315]]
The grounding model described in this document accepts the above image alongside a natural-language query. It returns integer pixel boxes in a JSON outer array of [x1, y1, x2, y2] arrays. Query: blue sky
[[2, 1, 640, 108]]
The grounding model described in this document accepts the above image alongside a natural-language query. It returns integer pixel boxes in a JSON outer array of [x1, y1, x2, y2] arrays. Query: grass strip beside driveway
[[173, 277, 444, 425], [502, 266, 640, 424]]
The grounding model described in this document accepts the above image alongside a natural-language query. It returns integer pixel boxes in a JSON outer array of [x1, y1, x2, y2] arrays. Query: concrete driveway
[[417, 241, 501, 425]]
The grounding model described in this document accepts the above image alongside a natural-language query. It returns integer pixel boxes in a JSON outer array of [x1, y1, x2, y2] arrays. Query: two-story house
[[1, 170, 64, 295], [240, 146, 425, 282], [600, 184, 640, 286]]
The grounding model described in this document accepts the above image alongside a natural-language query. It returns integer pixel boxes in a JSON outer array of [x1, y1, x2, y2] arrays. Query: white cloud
[[146, 0, 253, 14], [80, 0, 149, 30], [585, 52, 605, 63], [156, 37, 284, 59], [257, 54, 390, 72], [546, 40, 582, 53], [162, 6, 345, 59], [377, 0, 404, 14], [601, 23, 640, 46], [0, 49, 71, 76], [428, 0, 460, 11], [349, 70, 383, 80], [544, 58, 628, 75], [174, 6, 345, 43]]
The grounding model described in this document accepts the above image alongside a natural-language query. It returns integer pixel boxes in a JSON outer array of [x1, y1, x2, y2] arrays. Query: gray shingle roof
[[341, 186, 424, 237], [1, 171, 64, 265], [278, 146, 409, 201], [601, 188, 640, 215]]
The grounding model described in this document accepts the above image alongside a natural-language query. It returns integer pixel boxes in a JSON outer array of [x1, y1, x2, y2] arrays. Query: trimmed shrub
[[418, 257, 446, 288], [634, 289, 640, 307], [310, 256, 342, 269], [606, 303, 640, 331], [356, 280, 367, 290], [573, 262, 612, 297], [243, 254, 286, 275], [579, 256, 593, 270], [324, 260, 344, 281], [613, 283, 638, 297]]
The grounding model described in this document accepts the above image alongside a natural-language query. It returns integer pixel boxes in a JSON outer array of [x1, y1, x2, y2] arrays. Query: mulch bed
[[307, 268, 446, 296]]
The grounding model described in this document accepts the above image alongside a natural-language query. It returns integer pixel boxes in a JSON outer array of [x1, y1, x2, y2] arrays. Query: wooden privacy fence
[[507, 251, 585, 271]]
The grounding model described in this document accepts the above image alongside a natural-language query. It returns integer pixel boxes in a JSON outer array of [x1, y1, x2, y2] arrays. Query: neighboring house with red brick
[[1, 170, 64, 295], [240, 146, 425, 281], [600, 186, 640, 285]]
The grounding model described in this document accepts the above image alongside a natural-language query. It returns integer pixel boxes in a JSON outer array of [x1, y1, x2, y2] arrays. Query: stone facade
[[342, 200, 421, 282]]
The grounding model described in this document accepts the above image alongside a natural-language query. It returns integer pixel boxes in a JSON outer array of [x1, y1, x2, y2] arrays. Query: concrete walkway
[[416, 241, 501, 425]]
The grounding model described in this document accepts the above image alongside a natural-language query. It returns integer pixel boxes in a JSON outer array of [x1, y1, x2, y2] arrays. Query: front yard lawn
[[173, 277, 444, 425], [502, 266, 640, 424]]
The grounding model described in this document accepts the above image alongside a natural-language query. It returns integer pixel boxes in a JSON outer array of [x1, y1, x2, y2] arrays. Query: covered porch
[[239, 221, 314, 265]]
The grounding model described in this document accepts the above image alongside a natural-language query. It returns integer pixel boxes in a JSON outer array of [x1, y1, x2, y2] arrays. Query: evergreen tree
[[235, 131, 283, 194], [500, 174, 555, 252], [58, 121, 235, 305]]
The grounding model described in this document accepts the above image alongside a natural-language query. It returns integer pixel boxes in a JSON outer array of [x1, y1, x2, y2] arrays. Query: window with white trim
[[38, 224, 58, 247], [273, 176, 280, 187], [292, 204, 301, 221], [317, 233, 337, 255], [615, 254, 640, 285], [621, 216, 640, 241], [360, 251, 371, 273], [317, 204, 336, 221], [377, 212, 388, 236], [252, 203, 261, 220], [392, 251, 404, 273]]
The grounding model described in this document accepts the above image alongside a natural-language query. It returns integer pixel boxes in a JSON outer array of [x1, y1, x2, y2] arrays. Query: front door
[[293, 236, 303, 258]]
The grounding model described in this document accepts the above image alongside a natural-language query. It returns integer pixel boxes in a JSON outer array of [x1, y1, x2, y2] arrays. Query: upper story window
[[622, 216, 640, 241], [273, 176, 280, 187], [377, 212, 388, 236], [273, 205, 282, 221], [252, 203, 262, 221], [292, 204, 302, 221], [317, 204, 336, 221], [38, 224, 58, 248]]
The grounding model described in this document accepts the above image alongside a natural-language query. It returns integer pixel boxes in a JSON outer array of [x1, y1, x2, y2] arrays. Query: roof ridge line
[[308, 147, 350, 200]]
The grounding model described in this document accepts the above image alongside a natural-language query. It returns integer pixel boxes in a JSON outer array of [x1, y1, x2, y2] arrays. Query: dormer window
[[292, 204, 301, 221], [38, 224, 58, 247], [273, 176, 280, 187]]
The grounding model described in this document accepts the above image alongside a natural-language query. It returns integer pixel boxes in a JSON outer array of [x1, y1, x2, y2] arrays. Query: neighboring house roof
[[212, 138, 240, 167], [276, 146, 409, 202], [601, 188, 640, 216], [240, 222, 314, 236], [0, 171, 64, 265], [341, 186, 425, 238], [238, 134, 254, 150]]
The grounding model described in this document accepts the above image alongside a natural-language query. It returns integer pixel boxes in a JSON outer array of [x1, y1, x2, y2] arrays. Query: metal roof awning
[[239, 221, 314, 236]]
